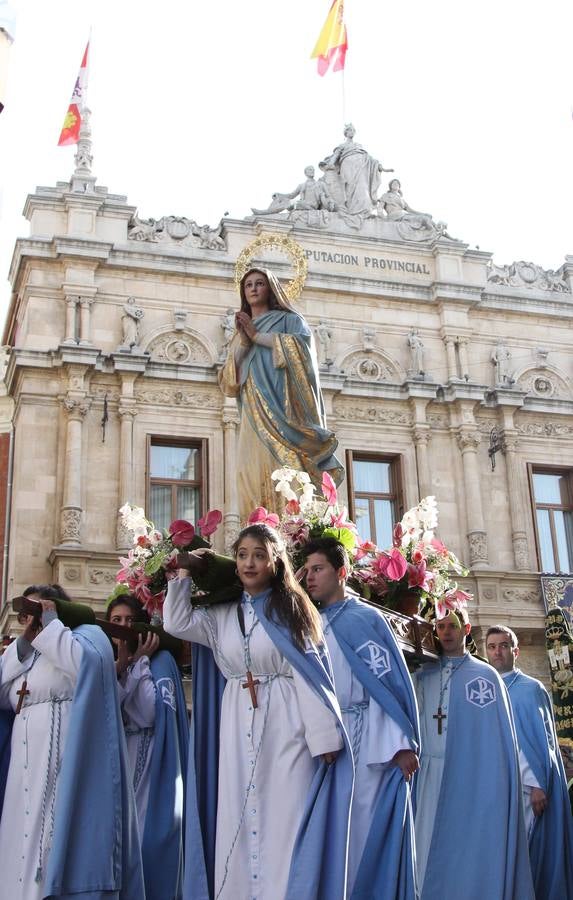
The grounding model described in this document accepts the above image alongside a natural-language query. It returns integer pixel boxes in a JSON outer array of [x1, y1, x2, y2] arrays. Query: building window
[[530, 467, 573, 572], [147, 438, 207, 532], [346, 452, 403, 547]]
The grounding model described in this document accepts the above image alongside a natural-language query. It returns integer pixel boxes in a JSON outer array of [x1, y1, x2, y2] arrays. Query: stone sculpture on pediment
[[407, 329, 425, 378], [128, 215, 164, 242], [487, 259, 570, 293], [514, 365, 572, 401], [128, 213, 227, 250], [340, 347, 401, 384], [378, 179, 451, 242], [252, 166, 335, 228]]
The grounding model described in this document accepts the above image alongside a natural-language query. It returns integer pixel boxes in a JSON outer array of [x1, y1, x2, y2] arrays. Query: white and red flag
[[57, 42, 89, 146]]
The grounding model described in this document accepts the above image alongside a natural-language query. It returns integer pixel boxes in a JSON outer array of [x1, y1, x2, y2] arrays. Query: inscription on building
[[304, 248, 431, 276]]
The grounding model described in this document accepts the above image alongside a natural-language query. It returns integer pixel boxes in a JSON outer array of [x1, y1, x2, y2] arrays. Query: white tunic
[[322, 614, 409, 894], [0, 620, 83, 900], [117, 656, 156, 836], [413, 656, 465, 889], [164, 578, 343, 900]]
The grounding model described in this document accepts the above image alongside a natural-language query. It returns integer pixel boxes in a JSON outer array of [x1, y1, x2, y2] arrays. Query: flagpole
[[341, 68, 346, 125]]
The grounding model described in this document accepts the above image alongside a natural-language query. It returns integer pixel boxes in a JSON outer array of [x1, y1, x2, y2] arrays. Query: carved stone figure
[[128, 215, 164, 242], [120, 297, 144, 350], [219, 308, 236, 362], [252, 166, 336, 227], [195, 222, 226, 250], [318, 124, 393, 224], [362, 325, 376, 352], [407, 329, 425, 376], [315, 319, 334, 366], [378, 179, 448, 242], [491, 341, 513, 386], [487, 260, 571, 293]]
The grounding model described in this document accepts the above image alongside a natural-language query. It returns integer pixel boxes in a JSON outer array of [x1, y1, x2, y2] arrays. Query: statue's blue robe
[[142, 650, 189, 900], [504, 669, 573, 900], [416, 655, 534, 900], [324, 597, 420, 900], [183, 592, 354, 900]]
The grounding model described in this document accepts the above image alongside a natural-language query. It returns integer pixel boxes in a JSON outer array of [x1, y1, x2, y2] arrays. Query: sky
[[0, 0, 572, 319]]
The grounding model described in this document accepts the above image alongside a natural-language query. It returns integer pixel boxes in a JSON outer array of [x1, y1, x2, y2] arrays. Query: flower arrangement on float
[[111, 503, 223, 619], [256, 468, 471, 619]]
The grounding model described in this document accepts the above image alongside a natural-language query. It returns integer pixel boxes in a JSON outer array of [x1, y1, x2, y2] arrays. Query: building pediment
[[143, 328, 217, 367]]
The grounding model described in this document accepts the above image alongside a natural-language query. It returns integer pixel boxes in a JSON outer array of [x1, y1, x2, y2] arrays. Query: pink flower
[[321, 472, 338, 506], [197, 509, 223, 537], [411, 547, 425, 565], [392, 523, 404, 548], [169, 519, 196, 547], [136, 535, 151, 548], [355, 540, 377, 560], [374, 549, 408, 582], [285, 499, 301, 515], [407, 560, 429, 590], [430, 537, 449, 558], [247, 507, 280, 528]]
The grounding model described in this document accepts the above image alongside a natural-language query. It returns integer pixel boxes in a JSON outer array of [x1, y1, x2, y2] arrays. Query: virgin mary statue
[[219, 267, 343, 520]]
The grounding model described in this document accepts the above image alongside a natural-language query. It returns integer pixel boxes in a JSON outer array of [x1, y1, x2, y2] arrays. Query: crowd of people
[[0, 528, 572, 899]]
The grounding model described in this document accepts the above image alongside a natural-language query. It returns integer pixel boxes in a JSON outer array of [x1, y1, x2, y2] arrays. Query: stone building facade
[[1, 129, 572, 684]]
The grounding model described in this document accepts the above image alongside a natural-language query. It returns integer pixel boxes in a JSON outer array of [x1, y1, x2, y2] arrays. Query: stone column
[[60, 396, 90, 545], [502, 432, 530, 570], [413, 426, 432, 499], [457, 338, 470, 380], [116, 403, 137, 548], [443, 336, 457, 380], [78, 297, 95, 346], [222, 401, 241, 553], [63, 296, 79, 345], [456, 428, 489, 567]]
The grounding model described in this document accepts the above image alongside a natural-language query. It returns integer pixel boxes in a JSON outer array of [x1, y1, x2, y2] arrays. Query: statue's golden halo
[[234, 233, 308, 302]]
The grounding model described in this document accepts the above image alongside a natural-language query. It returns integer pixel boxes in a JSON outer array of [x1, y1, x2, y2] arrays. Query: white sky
[[0, 0, 572, 318]]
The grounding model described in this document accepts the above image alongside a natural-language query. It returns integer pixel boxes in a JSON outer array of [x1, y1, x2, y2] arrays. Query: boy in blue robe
[[414, 609, 534, 900], [486, 624, 573, 899], [302, 537, 420, 900]]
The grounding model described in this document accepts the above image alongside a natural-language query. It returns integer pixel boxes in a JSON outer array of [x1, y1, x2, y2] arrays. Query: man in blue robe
[[302, 537, 420, 900], [486, 623, 573, 899], [414, 609, 534, 900]]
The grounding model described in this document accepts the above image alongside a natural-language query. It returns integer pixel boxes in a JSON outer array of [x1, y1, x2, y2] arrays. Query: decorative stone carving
[[63, 566, 81, 582], [501, 587, 541, 607], [515, 420, 573, 437], [62, 397, 91, 420], [60, 507, 81, 544], [536, 347, 549, 368], [491, 341, 514, 387], [128, 214, 226, 250], [135, 387, 221, 408], [407, 329, 425, 378], [88, 568, 116, 585], [426, 413, 449, 429], [224, 513, 241, 555], [219, 309, 236, 362], [116, 517, 132, 549], [146, 332, 211, 365], [515, 368, 571, 401], [91, 384, 120, 401], [340, 350, 398, 383], [252, 166, 336, 228], [315, 320, 334, 367], [119, 297, 144, 351], [362, 326, 376, 352], [487, 260, 570, 293], [475, 417, 497, 434], [378, 179, 451, 242], [513, 535, 530, 571], [468, 530, 488, 566], [334, 400, 412, 425], [457, 430, 481, 452], [173, 309, 187, 331]]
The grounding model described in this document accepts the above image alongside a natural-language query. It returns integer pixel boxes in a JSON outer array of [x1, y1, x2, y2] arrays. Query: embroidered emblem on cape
[[156, 676, 176, 711], [356, 641, 391, 678], [465, 676, 496, 708]]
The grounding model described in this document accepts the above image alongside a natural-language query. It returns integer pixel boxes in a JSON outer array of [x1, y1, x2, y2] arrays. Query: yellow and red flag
[[58, 42, 89, 146], [311, 0, 348, 77]]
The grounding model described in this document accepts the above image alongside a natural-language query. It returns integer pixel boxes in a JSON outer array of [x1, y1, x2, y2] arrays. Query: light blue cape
[[324, 597, 420, 900]]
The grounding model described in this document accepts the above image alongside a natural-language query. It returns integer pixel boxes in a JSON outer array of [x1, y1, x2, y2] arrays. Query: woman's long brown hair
[[233, 523, 323, 649]]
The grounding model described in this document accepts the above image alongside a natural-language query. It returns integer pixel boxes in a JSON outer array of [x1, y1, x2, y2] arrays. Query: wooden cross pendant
[[15, 680, 30, 715], [433, 706, 446, 735], [242, 670, 260, 709]]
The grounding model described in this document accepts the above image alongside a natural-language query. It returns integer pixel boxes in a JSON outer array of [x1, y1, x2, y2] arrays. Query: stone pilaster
[[456, 428, 489, 568], [63, 295, 79, 345], [457, 337, 470, 380], [60, 395, 90, 545], [222, 401, 241, 553], [413, 425, 432, 499], [502, 431, 530, 570], [116, 403, 137, 548], [78, 296, 95, 346], [443, 335, 457, 380]]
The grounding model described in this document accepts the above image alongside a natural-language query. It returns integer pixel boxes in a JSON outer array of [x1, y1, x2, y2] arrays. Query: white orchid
[[119, 503, 149, 537]]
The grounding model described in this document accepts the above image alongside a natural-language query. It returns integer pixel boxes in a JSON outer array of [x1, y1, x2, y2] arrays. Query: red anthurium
[[375, 549, 408, 582], [321, 472, 338, 505], [197, 509, 223, 537], [169, 519, 196, 547], [355, 540, 377, 560]]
